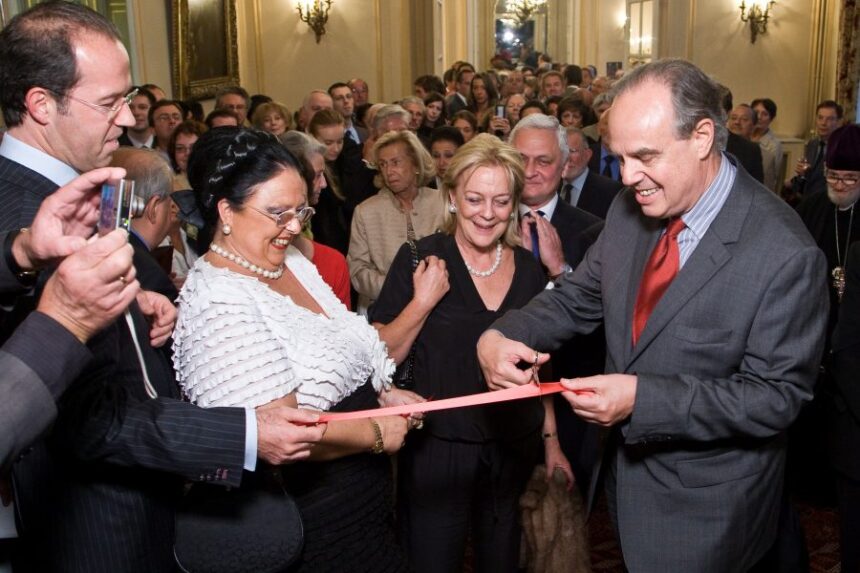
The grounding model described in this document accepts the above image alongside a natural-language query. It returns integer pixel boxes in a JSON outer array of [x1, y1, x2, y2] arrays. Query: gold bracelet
[[369, 418, 385, 454], [542, 431, 558, 440]]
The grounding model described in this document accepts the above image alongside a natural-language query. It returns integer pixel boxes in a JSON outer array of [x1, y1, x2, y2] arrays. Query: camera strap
[[124, 309, 159, 399]]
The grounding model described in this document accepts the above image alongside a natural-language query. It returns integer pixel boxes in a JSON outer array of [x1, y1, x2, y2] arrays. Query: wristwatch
[[550, 263, 573, 282], [369, 419, 385, 454], [3, 229, 39, 287]]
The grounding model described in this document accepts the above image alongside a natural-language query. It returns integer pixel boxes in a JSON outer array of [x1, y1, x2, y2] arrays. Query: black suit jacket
[[129, 232, 179, 302], [0, 155, 246, 572], [827, 243, 860, 479], [726, 133, 764, 184], [564, 170, 623, 220], [547, 201, 605, 494]]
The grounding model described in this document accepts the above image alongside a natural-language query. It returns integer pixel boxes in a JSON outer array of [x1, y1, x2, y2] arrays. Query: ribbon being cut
[[317, 382, 571, 422]]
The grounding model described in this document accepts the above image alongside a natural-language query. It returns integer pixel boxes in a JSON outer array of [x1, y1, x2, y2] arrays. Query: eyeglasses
[[55, 88, 138, 121], [154, 112, 183, 122], [825, 171, 860, 187], [247, 205, 315, 227]]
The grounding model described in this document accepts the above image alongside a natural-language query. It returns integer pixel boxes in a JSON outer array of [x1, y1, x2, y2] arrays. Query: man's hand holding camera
[[15, 167, 144, 343]]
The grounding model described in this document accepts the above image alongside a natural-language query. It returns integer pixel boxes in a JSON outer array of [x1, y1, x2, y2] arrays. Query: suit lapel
[[624, 168, 753, 368]]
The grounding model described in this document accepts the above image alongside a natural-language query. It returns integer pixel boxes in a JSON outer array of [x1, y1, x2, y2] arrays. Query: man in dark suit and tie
[[0, 4, 325, 571], [479, 59, 828, 571], [445, 66, 474, 117], [509, 113, 605, 493], [0, 168, 139, 468], [790, 100, 843, 199], [329, 82, 368, 145], [587, 111, 621, 182], [560, 126, 623, 219]]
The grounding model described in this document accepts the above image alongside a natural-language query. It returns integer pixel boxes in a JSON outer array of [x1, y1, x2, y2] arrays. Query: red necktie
[[632, 217, 686, 346]]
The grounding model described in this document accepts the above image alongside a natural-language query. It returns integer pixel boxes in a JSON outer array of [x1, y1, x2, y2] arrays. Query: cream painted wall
[[683, 0, 818, 139], [127, 0, 840, 139]]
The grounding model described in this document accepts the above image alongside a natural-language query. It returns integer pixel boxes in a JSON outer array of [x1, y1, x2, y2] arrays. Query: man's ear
[[23, 87, 55, 126], [145, 196, 162, 224], [692, 118, 716, 160]]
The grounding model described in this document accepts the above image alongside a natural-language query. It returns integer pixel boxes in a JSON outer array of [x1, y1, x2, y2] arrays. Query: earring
[[448, 202, 457, 214], [222, 223, 232, 235], [509, 212, 515, 220]]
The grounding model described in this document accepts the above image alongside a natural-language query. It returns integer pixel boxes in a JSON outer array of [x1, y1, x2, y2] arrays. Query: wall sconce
[[739, 0, 775, 44], [296, 0, 333, 43]]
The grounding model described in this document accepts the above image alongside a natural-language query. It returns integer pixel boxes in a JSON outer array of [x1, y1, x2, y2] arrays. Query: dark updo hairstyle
[[186, 127, 312, 250]]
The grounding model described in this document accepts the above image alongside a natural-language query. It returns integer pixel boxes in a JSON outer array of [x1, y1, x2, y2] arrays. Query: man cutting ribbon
[[477, 59, 828, 572]]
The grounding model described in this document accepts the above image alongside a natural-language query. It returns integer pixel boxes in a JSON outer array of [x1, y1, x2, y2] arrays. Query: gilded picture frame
[[171, 0, 239, 100]]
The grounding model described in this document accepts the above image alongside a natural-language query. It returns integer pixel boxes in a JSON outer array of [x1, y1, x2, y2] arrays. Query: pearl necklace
[[463, 241, 503, 278], [210, 242, 285, 280]]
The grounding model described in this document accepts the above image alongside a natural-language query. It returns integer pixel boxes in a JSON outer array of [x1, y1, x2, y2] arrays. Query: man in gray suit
[[478, 59, 828, 571]]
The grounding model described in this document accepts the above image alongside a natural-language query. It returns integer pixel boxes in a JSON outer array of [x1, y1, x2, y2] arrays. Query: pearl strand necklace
[[210, 242, 285, 280], [463, 241, 503, 278]]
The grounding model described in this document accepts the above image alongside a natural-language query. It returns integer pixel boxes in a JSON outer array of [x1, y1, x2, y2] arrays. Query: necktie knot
[[665, 217, 686, 238]]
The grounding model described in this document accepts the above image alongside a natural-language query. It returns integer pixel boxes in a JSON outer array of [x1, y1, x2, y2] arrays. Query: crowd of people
[[0, 2, 858, 572]]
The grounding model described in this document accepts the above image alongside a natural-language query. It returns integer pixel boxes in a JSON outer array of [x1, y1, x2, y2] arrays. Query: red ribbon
[[317, 382, 570, 422]]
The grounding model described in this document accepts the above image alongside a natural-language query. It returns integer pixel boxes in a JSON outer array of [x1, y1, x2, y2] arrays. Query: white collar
[[0, 133, 78, 186]]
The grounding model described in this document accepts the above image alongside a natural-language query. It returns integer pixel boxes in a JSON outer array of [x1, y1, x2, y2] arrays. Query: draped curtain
[[837, 0, 859, 123]]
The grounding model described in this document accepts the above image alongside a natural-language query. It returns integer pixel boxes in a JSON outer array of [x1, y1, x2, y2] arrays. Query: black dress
[[371, 233, 545, 573], [283, 381, 408, 573]]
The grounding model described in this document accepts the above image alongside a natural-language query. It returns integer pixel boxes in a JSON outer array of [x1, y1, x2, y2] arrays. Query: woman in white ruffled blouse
[[173, 127, 449, 572]]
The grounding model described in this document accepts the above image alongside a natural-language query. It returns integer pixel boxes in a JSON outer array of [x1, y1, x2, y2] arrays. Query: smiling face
[[609, 80, 717, 220], [826, 169, 860, 208], [218, 168, 308, 269], [377, 141, 417, 194], [450, 165, 514, 251], [48, 34, 134, 172], [512, 127, 564, 207], [262, 112, 287, 136]]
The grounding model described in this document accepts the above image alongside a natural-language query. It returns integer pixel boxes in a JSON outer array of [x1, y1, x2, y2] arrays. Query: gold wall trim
[[132, 0, 147, 81], [685, 0, 695, 60], [375, 0, 384, 99], [252, 0, 264, 93], [806, 0, 828, 137]]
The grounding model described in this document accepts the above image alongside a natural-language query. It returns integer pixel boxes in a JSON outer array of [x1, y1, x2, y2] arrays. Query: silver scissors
[[531, 351, 541, 388]]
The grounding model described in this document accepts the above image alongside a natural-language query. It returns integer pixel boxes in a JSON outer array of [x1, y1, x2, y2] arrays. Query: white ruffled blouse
[[172, 246, 394, 410]]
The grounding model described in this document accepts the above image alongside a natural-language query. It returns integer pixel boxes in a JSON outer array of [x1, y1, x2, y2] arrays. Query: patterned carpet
[[587, 495, 843, 572]]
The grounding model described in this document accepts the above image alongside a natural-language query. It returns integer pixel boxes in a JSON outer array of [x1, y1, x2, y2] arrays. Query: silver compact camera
[[98, 179, 145, 235]]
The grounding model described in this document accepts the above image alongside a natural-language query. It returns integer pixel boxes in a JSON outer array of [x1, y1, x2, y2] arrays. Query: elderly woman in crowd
[[751, 97, 783, 193], [174, 127, 449, 572], [251, 100, 291, 136], [371, 134, 561, 573], [348, 130, 444, 309]]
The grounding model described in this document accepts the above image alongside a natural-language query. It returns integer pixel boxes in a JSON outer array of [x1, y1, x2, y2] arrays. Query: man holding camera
[[0, 3, 325, 571]]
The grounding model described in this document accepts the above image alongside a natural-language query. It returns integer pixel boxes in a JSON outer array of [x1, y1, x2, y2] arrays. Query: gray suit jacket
[[493, 161, 828, 571], [0, 239, 91, 469]]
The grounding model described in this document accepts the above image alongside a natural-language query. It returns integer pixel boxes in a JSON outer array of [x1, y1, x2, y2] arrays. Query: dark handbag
[[174, 469, 303, 573], [392, 239, 420, 390]]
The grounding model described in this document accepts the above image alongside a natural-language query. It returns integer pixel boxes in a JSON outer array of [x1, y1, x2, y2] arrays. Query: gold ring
[[415, 420, 424, 430], [118, 275, 127, 284]]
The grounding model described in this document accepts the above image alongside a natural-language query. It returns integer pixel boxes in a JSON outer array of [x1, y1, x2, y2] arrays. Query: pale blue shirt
[[0, 134, 259, 471], [564, 167, 590, 207], [677, 152, 737, 268]]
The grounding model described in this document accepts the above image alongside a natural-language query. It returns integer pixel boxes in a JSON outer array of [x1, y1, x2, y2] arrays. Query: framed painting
[[171, 0, 239, 100]]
